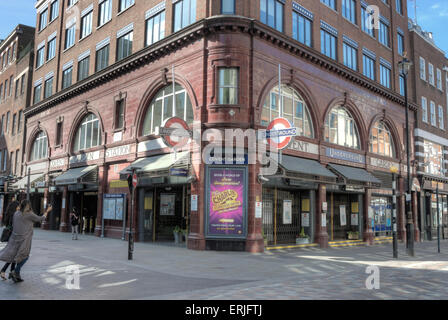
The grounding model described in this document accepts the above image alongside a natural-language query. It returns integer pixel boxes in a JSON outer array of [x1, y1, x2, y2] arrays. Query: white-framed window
[[65, 23, 76, 49], [422, 97, 428, 122], [260, 0, 284, 32], [397, 32, 404, 56], [44, 77, 53, 98], [47, 37, 56, 61], [95, 44, 109, 72], [325, 106, 360, 149], [420, 57, 426, 81], [261, 85, 314, 138], [379, 21, 390, 47], [380, 64, 391, 88], [222, 0, 235, 14], [98, 0, 112, 27], [321, 0, 336, 10], [39, 8, 48, 31], [50, 0, 59, 21], [30, 131, 48, 161], [73, 113, 102, 152], [361, 5, 374, 37], [396, 0, 403, 15], [430, 101, 436, 126], [343, 42, 357, 71], [119, 0, 134, 12], [363, 54, 375, 80], [117, 31, 133, 61], [436, 68, 442, 90], [292, 10, 312, 47], [173, 0, 197, 32], [429, 63, 435, 86], [321, 29, 337, 60], [439, 105, 444, 129], [370, 120, 395, 157], [145, 10, 165, 47], [34, 84, 42, 104], [342, 0, 356, 24], [142, 83, 194, 136], [218, 68, 238, 105], [80, 9, 93, 39], [399, 74, 405, 96], [36, 46, 45, 68]]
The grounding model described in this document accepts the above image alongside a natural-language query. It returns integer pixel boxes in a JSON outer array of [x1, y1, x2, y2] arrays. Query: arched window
[[73, 113, 102, 152], [370, 120, 395, 157], [260, 85, 314, 138], [142, 83, 194, 136], [30, 131, 48, 161], [324, 106, 360, 149]]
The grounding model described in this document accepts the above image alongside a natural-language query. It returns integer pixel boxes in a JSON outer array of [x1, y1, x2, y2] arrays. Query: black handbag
[[1, 226, 12, 242]]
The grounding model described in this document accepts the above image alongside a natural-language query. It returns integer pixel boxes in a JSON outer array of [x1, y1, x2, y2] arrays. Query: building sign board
[[370, 157, 399, 171], [105, 144, 131, 159], [50, 158, 66, 169], [325, 147, 365, 164], [70, 151, 100, 165], [288, 140, 319, 155]]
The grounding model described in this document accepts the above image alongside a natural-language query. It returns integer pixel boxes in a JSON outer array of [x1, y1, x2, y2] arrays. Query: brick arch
[[256, 75, 321, 141], [134, 72, 199, 138], [66, 103, 106, 155], [322, 96, 368, 151], [367, 113, 403, 161], [26, 124, 51, 162]]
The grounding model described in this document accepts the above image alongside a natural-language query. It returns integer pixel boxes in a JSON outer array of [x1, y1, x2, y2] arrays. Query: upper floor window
[[342, 0, 356, 24], [65, 23, 76, 50], [343, 42, 357, 71], [218, 68, 238, 105], [324, 106, 360, 149], [436, 68, 442, 90], [173, 0, 197, 32], [397, 32, 404, 56], [370, 121, 395, 157], [67, 0, 77, 7], [62, 66, 73, 89], [261, 85, 314, 138], [380, 64, 391, 89], [395, 0, 403, 15], [423, 140, 444, 176], [18, 110, 23, 134], [50, 0, 59, 21], [20, 74, 26, 95], [78, 56, 90, 81], [379, 21, 390, 47], [115, 99, 125, 130], [36, 46, 45, 68], [119, 0, 134, 12], [292, 10, 312, 47], [81, 9, 93, 39], [98, 0, 112, 27], [146, 10, 165, 47], [142, 83, 194, 136], [260, 0, 284, 32], [34, 84, 42, 104], [422, 97, 428, 123], [439, 105, 444, 130], [44, 77, 53, 99], [47, 37, 56, 61], [73, 113, 102, 152], [39, 8, 48, 31], [321, 29, 337, 60], [428, 63, 435, 86], [117, 31, 133, 61], [321, 0, 336, 10], [430, 101, 436, 126], [420, 57, 426, 81], [95, 43, 109, 72], [222, 0, 235, 14], [399, 74, 405, 96], [30, 131, 48, 161]]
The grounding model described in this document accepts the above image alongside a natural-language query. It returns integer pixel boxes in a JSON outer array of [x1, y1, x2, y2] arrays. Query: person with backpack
[[0, 201, 20, 280], [0, 200, 52, 282], [70, 208, 79, 240]]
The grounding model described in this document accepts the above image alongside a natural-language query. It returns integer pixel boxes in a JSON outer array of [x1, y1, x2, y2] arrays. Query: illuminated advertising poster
[[207, 167, 246, 237]]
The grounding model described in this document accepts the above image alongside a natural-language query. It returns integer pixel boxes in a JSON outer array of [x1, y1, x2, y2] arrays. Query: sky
[[0, 0, 447, 55]]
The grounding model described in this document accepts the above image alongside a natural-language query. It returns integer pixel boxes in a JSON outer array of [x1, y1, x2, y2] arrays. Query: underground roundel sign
[[160, 117, 191, 149], [266, 118, 297, 150]]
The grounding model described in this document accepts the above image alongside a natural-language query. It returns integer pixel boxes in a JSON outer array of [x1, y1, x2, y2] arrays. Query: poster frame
[[204, 165, 248, 240]]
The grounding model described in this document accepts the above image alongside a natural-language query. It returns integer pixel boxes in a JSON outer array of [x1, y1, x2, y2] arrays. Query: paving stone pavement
[[0, 229, 447, 299]]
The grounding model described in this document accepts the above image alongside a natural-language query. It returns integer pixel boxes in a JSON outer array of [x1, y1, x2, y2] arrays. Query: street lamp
[[390, 166, 399, 258], [398, 57, 414, 256]]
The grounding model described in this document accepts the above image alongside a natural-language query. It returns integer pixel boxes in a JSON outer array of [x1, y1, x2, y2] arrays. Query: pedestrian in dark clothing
[[70, 208, 79, 240], [0, 201, 20, 280], [0, 200, 52, 282]]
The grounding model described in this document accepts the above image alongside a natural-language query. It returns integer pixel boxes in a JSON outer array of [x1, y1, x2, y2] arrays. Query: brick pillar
[[363, 189, 374, 245], [412, 190, 420, 242], [315, 184, 328, 248], [59, 186, 69, 232], [187, 152, 205, 250], [397, 176, 406, 241], [95, 165, 107, 237], [246, 163, 264, 253], [41, 187, 50, 230]]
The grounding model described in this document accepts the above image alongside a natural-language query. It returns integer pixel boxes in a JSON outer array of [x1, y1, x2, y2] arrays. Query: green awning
[[279, 155, 337, 179], [54, 165, 98, 185], [11, 173, 45, 190], [328, 164, 381, 186], [120, 152, 189, 179]]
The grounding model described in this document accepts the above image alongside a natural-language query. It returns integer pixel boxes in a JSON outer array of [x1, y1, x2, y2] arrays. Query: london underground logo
[[265, 118, 298, 150], [157, 117, 191, 149]]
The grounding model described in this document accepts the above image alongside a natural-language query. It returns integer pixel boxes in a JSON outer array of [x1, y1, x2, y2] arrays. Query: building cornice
[[25, 16, 416, 118]]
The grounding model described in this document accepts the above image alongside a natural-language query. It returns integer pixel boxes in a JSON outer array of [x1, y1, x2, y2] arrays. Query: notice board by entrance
[[205, 166, 248, 239]]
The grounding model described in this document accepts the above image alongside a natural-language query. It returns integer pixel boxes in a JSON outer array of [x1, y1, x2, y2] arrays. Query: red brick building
[[25, 0, 420, 252], [0, 25, 35, 216]]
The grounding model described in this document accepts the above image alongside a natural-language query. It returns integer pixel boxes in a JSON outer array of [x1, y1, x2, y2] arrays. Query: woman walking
[[0, 201, 20, 280], [0, 200, 52, 282], [70, 208, 79, 240]]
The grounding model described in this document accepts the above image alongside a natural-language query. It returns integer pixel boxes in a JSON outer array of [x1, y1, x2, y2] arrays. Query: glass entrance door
[[371, 197, 392, 237]]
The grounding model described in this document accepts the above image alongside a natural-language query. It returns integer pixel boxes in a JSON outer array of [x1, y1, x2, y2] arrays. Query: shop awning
[[328, 164, 381, 187], [54, 165, 98, 186], [272, 155, 337, 183], [11, 173, 45, 190], [120, 152, 189, 179]]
